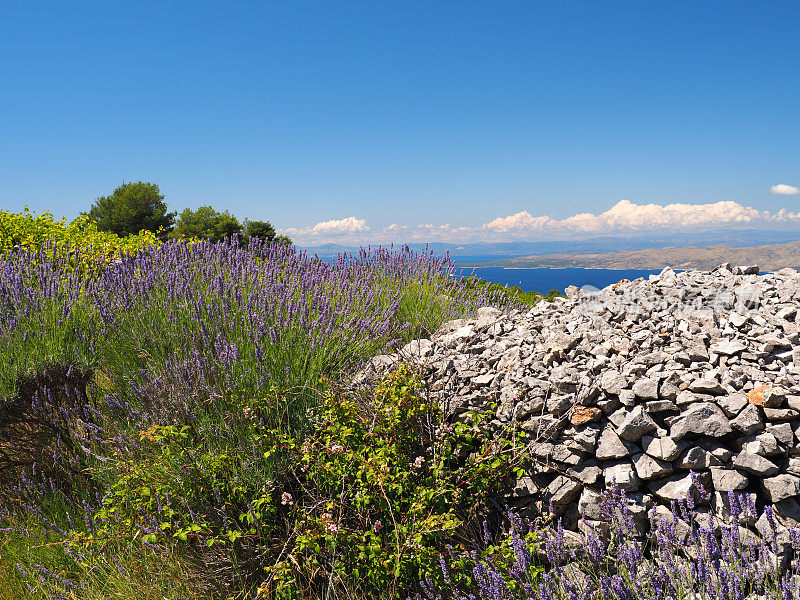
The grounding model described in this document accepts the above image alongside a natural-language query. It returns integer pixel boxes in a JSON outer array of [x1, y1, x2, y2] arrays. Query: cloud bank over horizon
[[280, 199, 800, 246]]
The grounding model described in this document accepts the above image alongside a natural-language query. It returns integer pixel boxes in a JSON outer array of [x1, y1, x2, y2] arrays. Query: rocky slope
[[358, 263, 800, 562]]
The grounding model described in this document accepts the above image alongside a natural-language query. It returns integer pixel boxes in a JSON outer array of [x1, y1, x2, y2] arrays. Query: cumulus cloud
[[311, 217, 369, 234], [483, 211, 555, 232], [281, 200, 800, 246], [559, 199, 761, 232], [770, 184, 800, 195]]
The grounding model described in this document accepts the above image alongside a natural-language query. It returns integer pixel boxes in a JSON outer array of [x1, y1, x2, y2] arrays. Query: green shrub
[[0, 207, 158, 270], [258, 365, 520, 598]]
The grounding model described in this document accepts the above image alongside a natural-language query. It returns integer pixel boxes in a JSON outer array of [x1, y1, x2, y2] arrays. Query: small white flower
[[413, 456, 424, 468], [280, 492, 293, 506], [330, 444, 345, 454]]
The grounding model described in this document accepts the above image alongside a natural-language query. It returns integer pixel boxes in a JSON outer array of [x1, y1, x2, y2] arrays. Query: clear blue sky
[[2, 1, 798, 244]]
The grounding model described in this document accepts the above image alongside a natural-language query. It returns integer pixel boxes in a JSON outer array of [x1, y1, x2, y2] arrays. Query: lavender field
[[3, 239, 800, 600]]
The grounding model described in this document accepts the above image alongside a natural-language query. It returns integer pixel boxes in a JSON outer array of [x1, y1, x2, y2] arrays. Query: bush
[[259, 365, 519, 598], [0, 207, 158, 270]]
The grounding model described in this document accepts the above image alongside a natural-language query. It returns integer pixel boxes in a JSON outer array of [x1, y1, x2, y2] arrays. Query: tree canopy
[[243, 219, 276, 241], [84, 181, 175, 237], [172, 206, 242, 242]]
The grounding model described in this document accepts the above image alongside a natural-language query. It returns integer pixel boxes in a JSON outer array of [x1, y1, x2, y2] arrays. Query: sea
[[455, 266, 664, 294], [450, 256, 662, 293]]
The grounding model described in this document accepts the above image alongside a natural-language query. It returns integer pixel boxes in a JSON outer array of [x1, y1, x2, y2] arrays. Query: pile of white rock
[[357, 264, 800, 558]]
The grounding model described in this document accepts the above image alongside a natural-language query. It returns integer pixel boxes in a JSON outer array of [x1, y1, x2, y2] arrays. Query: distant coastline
[[462, 239, 800, 272]]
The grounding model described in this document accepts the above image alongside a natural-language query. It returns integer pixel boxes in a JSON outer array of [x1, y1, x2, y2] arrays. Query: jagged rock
[[761, 474, 800, 503], [543, 475, 583, 505], [748, 385, 785, 408], [677, 446, 718, 470], [710, 340, 747, 356], [743, 432, 782, 457], [604, 462, 640, 491], [596, 426, 638, 460], [710, 468, 749, 491], [632, 452, 673, 480], [716, 393, 749, 417], [512, 477, 539, 497], [730, 404, 764, 435], [649, 473, 703, 501], [733, 452, 779, 476], [641, 435, 684, 461], [689, 379, 726, 395], [632, 378, 659, 401], [767, 423, 794, 446], [599, 371, 626, 395], [567, 462, 603, 485], [671, 403, 732, 439], [616, 406, 657, 441], [763, 407, 799, 422]]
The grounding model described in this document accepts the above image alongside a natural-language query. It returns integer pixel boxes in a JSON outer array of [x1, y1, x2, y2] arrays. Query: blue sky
[[1, 1, 798, 244]]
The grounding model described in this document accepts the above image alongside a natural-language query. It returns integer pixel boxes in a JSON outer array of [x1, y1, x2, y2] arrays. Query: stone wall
[[357, 264, 800, 558]]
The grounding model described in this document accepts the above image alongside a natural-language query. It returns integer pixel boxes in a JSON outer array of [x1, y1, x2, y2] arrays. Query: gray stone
[[605, 462, 641, 492], [730, 404, 764, 435], [743, 432, 782, 457], [710, 468, 749, 491], [689, 379, 726, 395], [578, 488, 605, 520], [596, 426, 638, 460], [641, 435, 685, 461], [632, 452, 673, 480], [646, 400, 679, 414], [599, 371, 626, 396], [763, 408, 799, 422], [616, 406, 657, 441], [543, 475, 583, 505], [715, 393, 749, 417], [677, 446, 718, 470], [733, 452, 780, 476], [567, 462, 603, 486], [512, 477, 539, 497], [774, 498, 800, 527], [546, 394, 573, 416], [649, 473, 701, 501], [632, 378, 659, 401], [762, 474, 800, 503], [671, 403, 733, 439], [710, 340, 747, 356]]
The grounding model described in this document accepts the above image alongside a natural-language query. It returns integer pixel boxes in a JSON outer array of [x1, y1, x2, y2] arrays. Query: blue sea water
[[456, 267, 664, 294]]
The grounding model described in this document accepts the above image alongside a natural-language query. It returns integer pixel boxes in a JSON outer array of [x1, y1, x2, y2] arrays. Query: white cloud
[[311, 217, 369, 234], [770, 184, 800, 196], [482, 211, 554, 232], [558, 199, 761, 232], [281, 200, 800, 246]]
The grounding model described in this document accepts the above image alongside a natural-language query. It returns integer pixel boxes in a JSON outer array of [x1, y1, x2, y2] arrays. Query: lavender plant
[[416, 479, 800, 600], [1, 238, 519, 598]]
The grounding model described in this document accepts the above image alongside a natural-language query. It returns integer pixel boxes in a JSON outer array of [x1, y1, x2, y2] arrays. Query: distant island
[[467, 239, 800, 271]]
